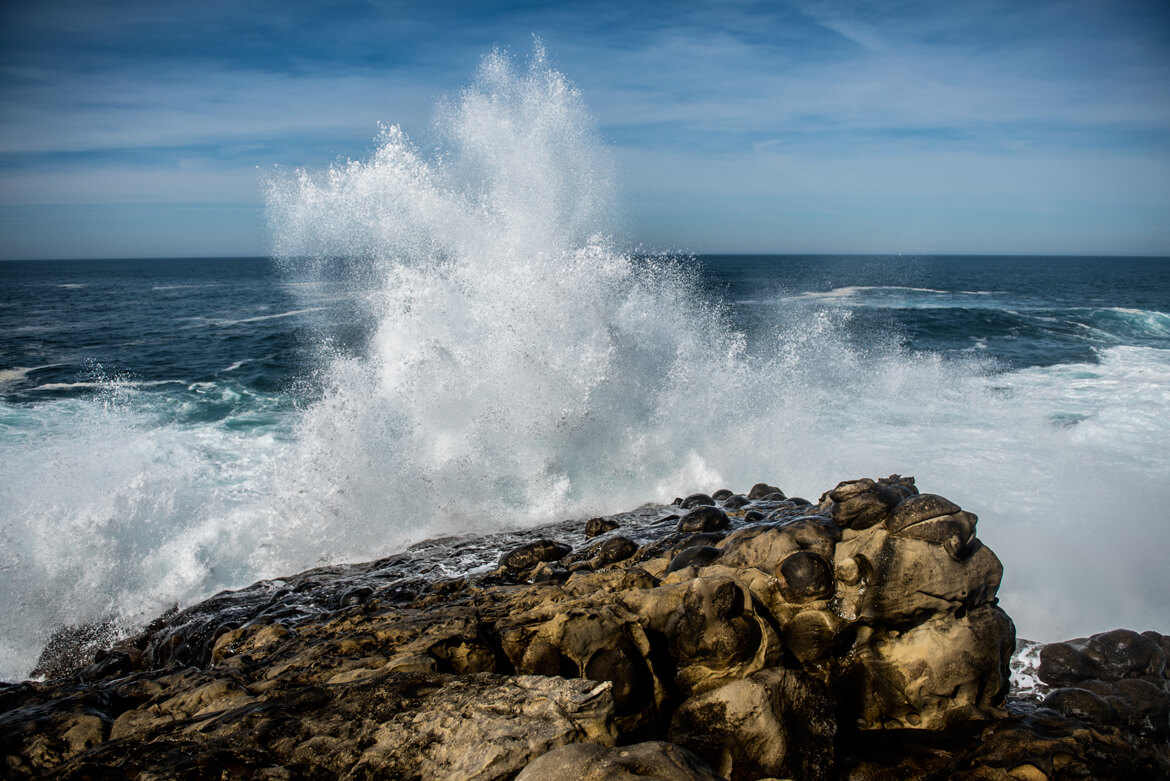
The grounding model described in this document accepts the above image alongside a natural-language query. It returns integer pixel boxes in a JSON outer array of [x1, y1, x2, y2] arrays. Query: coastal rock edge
[[2, 476, 1167, 779]]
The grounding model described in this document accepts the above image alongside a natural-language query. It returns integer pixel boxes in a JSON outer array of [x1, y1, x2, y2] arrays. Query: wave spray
[[268, 44, 1170, 644]]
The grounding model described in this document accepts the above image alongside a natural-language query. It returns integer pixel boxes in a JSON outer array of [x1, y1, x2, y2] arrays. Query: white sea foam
[[1, 44, 1168, 681], [792, 285, 1001, 306], [29, 380, 186, 392], [214, 307, 325, 326], [0, 364, 62, 388], [263, 45, 1170, 644]]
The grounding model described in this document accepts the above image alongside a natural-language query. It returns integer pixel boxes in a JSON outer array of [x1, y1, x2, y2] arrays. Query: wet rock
[[592, 536, 638, 565], [1040, 628, 1167, 685], [680, 493, 716, 509], [677, 506, 730, 533], [1038, 640, 1097, 685], [826, 474, 917, 530], [585, 517, 620, 538], [500, 539, 572, 572], [1042, 685, 1119, 724], [748, 482, 785, 500], [533, 563, 570, 583], [721, 494, 751, 510], [338, 585, 374, 607], [517, 741, 725, 781], [711, 489, 734, 501], [777, 550, 835, 602], [10, 475, 1138, 780], [666, 546, 722, 573], [1036, 628, 1170, 742], [29, 621, 119, 680], [886, 493, 961, 532]]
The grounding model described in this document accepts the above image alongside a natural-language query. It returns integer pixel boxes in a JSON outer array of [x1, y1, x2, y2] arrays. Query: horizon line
[[4, 251, 1170, 263]]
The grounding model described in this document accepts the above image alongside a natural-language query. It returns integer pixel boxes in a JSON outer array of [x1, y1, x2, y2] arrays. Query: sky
[[1, 0, 1168, 259]]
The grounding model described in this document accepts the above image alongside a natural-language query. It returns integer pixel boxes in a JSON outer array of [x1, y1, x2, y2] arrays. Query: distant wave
[[29, 379, 187, 392], [0, 364, 62, 387], [179, 307, 327, 328]]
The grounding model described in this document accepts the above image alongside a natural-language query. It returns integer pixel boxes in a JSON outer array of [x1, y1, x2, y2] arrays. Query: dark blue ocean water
[[4, 255, 1167, 407], [704, 254, 1170, 369], [3, 253, 1170, 681]]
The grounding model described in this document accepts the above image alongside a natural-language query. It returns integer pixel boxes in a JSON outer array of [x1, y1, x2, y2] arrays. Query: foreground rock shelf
[[2, 476, 1168, 779]]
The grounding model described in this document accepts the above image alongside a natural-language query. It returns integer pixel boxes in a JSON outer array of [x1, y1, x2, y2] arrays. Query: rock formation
[[2, 475, 1167, 779]]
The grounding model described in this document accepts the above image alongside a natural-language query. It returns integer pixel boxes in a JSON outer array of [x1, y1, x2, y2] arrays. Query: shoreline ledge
[[3, 475, 1168, 779]]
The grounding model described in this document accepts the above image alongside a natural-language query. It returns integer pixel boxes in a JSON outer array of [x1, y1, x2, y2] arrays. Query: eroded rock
[[6, 476, 1152, 780]]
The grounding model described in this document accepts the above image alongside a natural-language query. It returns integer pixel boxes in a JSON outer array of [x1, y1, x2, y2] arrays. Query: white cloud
[[0, 67, 437, 155]]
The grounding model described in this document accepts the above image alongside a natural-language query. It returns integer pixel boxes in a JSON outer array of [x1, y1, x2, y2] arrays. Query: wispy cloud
[[1, 0, 1167, 257]]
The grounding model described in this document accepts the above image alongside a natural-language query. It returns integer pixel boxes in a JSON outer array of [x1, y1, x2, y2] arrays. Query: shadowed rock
[[500, 539, 572, 572], [677, 506, 730, 533], [5, 476, 1158, 780], [517, 741, 725, 781], [585, 517, 620, 538]]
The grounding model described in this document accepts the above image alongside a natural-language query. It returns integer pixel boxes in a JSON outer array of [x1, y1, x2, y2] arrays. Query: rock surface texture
[[2, 475, 1167, 779]]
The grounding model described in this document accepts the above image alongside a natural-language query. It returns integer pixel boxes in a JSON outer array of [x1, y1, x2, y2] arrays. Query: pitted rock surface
[[3, 476, 1165, 779]]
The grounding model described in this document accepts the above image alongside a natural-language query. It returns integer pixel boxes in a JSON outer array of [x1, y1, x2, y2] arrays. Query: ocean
[[2, 50, 1169, 682]]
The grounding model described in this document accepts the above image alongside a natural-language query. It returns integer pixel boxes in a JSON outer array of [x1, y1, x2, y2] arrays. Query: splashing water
[[266, 45, 1170, 642], [2, 45, 1168, 681]]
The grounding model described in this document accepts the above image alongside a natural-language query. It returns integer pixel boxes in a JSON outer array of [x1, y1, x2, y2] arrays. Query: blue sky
[[1, 0, 1168, 258]]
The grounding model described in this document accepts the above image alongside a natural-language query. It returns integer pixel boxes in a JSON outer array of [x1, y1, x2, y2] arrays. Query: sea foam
[[265, 46, 1170, 643]]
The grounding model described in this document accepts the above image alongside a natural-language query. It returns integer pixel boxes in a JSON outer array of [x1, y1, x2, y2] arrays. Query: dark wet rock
[[666, 545, 722, 573], [711, 489, 734, 501], [633, 532, 727, 567], [585, 517, 620, 538], [4, 475, 1163, 780], [1038, 639, 1097, 685], [1033, 628, 1170, 744], [676, 506, 730, 533], [1043, 685, 1120, 724], [517, 741, 725, 781], [680, 493, 716, 509], [777, 550, 835, 602], [533, 563, 570, 583], [826, 474, 917, 530], [338, 585, 374, 607], [1041, 628, 1167, 685], [886, 493, 961, 532], [29, 621, 120, 681], [747, 482, 785, 500], [721, 493, 751, 510], [499, 539, 572, 572], [593, 535, 638, 565]]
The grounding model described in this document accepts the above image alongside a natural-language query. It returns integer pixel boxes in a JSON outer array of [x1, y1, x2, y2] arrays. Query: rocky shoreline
[[2, 476, 1168, 779]]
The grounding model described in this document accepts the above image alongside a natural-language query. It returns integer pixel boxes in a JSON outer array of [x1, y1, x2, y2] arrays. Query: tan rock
[[517, 741, 725, 781]]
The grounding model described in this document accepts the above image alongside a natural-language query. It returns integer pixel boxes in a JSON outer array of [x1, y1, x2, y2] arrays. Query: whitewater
[[2, 46, 1169, 681]]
